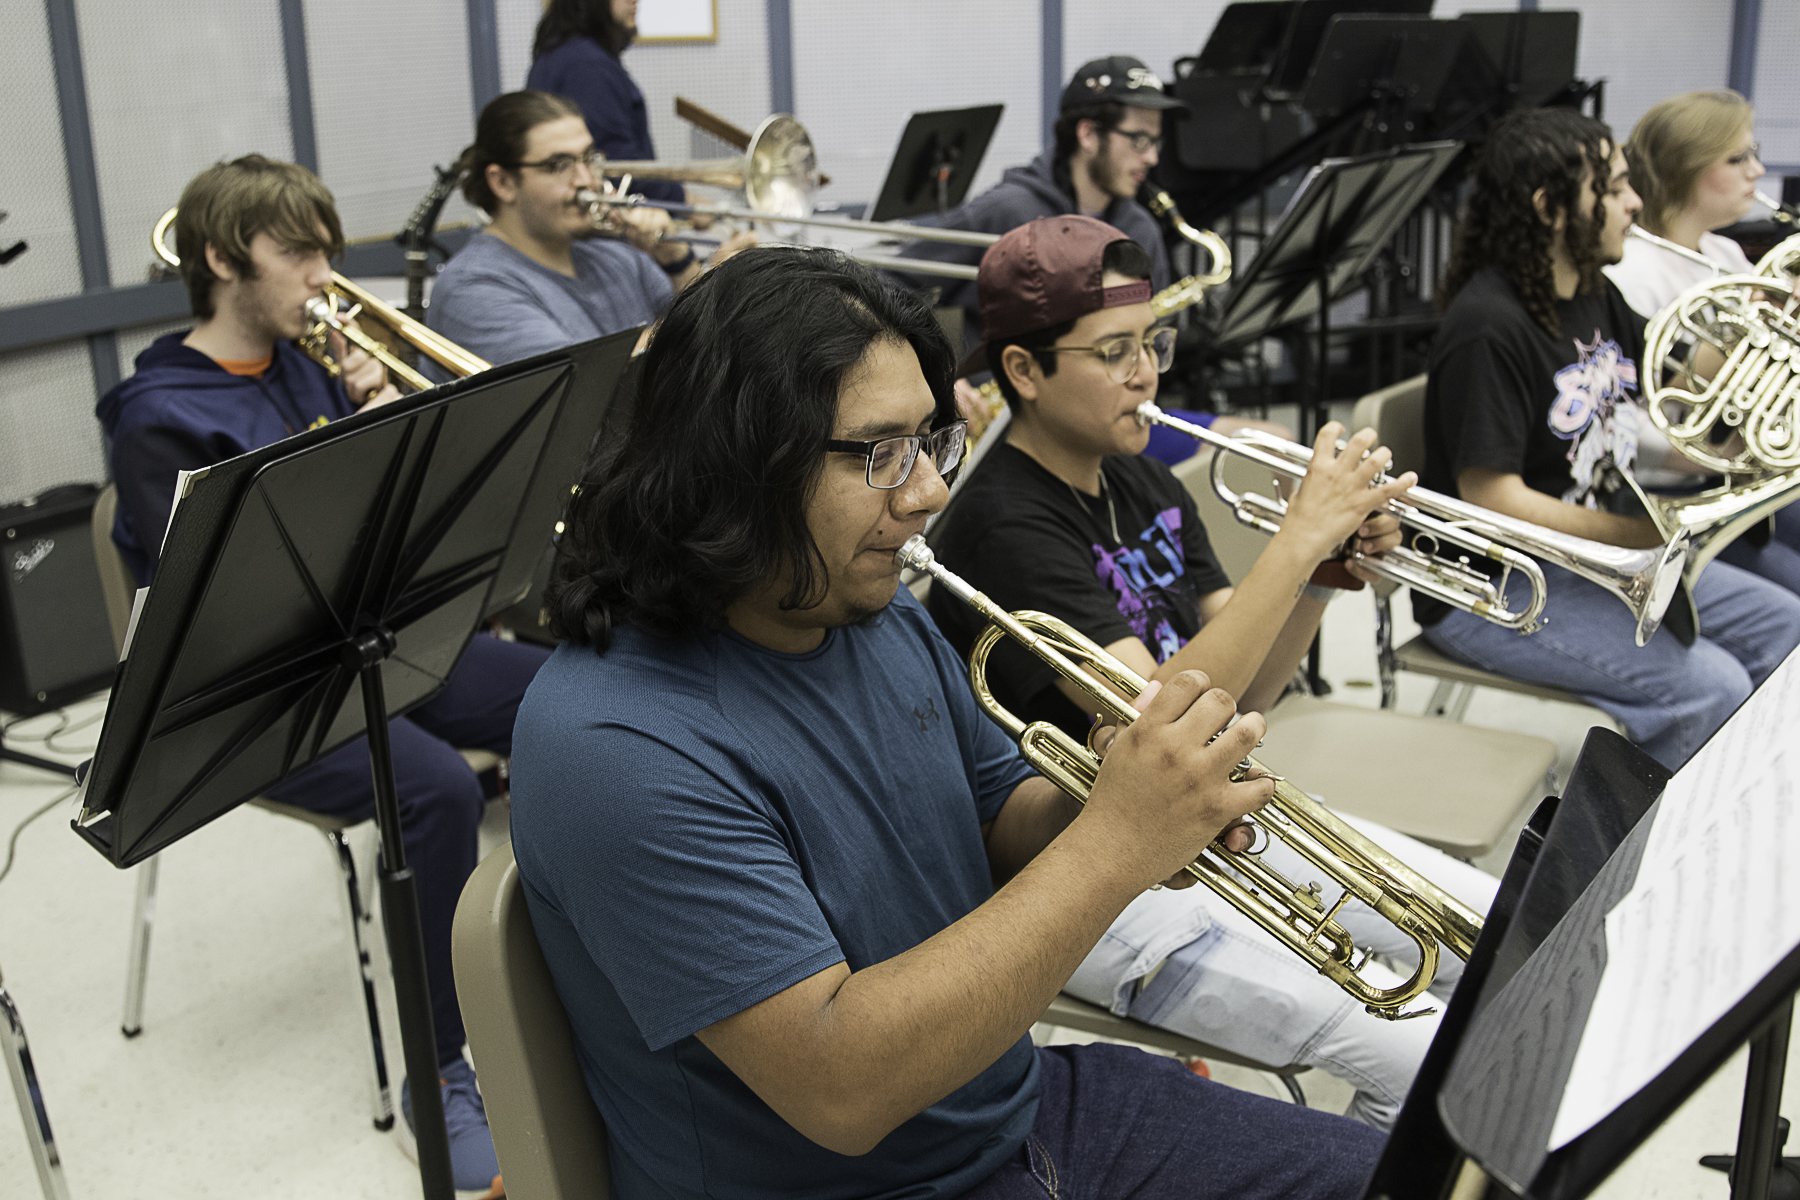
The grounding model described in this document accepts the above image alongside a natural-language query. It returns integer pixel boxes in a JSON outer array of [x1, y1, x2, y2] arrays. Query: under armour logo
[[912, 699, 941, 732]]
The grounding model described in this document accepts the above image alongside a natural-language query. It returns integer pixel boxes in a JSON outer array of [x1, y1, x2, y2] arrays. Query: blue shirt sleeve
[[521, 719, 847, 1052]]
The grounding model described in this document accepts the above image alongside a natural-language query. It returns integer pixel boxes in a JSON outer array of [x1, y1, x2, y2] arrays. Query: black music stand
[[70, 328, 639, 1200], [869, 105, 1004, 223], [1213, 140, 1460, 439], [1459, 11, 1581, 111], [1374, 652, 1800, 1200]]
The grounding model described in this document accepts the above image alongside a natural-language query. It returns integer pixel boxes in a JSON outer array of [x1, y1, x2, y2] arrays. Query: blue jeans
[[1423, 559, 1800, 770], [1716, 504, 1800, 597], [264, 633, 550, 1065], [958, 1043, 1382, 1200]]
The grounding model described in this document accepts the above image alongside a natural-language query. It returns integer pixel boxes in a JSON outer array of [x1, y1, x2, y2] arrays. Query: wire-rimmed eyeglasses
[[515, 148, 604, 178], [826, 421, 968, 489], [1041, 326, 1176, 383]]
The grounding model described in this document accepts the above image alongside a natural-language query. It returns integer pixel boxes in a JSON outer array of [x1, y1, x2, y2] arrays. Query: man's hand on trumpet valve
[[1081, 671, 1275, 894], [326, 326, 399, 410], [1278, 422, 1416, 570]]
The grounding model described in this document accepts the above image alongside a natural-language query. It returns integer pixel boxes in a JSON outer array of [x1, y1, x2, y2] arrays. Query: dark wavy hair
[[456, 90, 585, 215], [1442, 108, 1616, 338], [549, 247, 958, 651], [533, 0, 633, 59]]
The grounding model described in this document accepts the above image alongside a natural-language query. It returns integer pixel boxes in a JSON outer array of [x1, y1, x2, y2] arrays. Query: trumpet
[[896, 534, 1482, 1017], [1136, 402, 1692, 645], [151, 206, 491, 390]]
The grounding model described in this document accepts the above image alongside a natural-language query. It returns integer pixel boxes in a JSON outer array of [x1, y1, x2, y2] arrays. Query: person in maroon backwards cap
[[927, 215, 1500, 1131]]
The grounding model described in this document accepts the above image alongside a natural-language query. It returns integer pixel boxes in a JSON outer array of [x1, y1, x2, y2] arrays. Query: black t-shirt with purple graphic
[[1416, 266, 1647, 625], [926, 442, 1231, 739]]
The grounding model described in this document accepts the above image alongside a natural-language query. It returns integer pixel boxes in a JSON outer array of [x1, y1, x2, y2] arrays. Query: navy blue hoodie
[[892, 150, 1171, 351], [95, 332, 354, 585]]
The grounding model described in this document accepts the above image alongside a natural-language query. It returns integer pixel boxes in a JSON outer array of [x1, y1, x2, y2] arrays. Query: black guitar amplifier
[[0, 483, 118, 714]]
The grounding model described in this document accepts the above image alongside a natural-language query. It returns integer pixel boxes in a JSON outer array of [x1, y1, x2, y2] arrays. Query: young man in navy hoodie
[[96, 154, 543, 1198]]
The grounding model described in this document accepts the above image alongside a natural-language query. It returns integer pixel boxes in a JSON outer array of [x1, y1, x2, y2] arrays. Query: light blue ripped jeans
[[1063, 814, 1500, 1130]]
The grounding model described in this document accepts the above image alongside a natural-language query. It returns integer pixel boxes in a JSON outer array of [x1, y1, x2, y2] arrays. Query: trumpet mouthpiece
[[895, 535, 933, 573], [304, 296, 339, 325], [1136, 401, 1163, 428]]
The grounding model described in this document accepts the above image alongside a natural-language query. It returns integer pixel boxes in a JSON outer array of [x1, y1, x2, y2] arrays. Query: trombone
[[151, 206, 490, 391], [1136, 402, 1691, 645], [581, 115, 1234, 287], [896, 534, 1482, 1018]]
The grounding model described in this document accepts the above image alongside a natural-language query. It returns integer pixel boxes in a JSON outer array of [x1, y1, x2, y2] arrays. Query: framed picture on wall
[[637, 0, 717, 44]]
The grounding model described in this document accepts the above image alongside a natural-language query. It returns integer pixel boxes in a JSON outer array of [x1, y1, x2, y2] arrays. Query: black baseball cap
[[1060, 56, 1188, 114]]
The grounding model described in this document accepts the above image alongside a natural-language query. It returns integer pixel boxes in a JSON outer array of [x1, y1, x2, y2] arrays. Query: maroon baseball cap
[[960, 215, 1152, 377]]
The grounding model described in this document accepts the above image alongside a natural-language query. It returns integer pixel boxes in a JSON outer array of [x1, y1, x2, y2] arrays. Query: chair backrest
[[1350, 374, 1428, 477], [1169, 446, 1273, 583], [452, 843, 612, 1200], [89, 484, 135, 656]]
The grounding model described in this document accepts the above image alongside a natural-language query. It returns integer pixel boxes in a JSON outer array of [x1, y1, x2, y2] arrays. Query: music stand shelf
[[71, 330, 638, 1200]]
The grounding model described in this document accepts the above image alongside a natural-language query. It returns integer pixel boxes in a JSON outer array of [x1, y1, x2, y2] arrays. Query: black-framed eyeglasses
[[826, 421, 968, 489], [1042, 326, 1176, 383], [1104, 126, 1163, 154], [514, 148, 604, 178]]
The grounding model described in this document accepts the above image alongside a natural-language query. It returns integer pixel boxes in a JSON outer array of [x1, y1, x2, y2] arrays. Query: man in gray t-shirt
[[429, 90, 753, 366]]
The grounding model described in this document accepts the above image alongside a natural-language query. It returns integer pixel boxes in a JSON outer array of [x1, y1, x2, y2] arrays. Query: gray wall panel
[[1574, 0, 1734, 150], [77, 0, 293, 291], [0, 1, 85, 307], [0, 342, 108, 503], [1754, 0, 1799, 171], [628, 5, 771, 173], [303, 0, 480, 242], [1062, 1, 1230, 89], [496, 0, 539, 90], [792, 0, 1039, 209]]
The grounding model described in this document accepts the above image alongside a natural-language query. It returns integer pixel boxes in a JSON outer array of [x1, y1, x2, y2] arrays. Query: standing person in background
[[528, 0, 695, 212], [1606, 89, 1800, 595]]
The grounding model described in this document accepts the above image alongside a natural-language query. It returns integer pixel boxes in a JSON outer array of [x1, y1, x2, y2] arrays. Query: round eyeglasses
[[1042, 326, 1177, 383], [826, 421, 968, 490]]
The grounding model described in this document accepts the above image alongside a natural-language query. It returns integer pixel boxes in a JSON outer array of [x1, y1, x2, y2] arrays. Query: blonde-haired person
[[1608, 89, 1763, 315], [1606, 90, 1800, 594]]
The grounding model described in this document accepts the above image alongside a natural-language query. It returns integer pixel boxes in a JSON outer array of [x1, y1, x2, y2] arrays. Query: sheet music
[[1548, 650, 1800, 1149]]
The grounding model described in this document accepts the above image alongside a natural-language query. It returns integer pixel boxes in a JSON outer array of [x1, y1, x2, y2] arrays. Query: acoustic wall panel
[[115, 318, 197, 383], [77, 0, 293, 291], [0, 343, 108, 506], [1572, 0, 1734, 153], [626, 3, 772, 176], [0, 0, 87, 307], [496, 0, 541, 91], [303, 0, 481, 242], [1754, 0, 1799, 174], [792, 0, 1040, 210]]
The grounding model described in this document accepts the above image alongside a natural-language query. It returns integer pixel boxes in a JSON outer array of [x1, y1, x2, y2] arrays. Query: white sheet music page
[[1549, 649, 1800, 1150]]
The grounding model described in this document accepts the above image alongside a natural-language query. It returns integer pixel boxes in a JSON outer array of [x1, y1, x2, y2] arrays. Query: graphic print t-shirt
[[927, 443, 1231, 739], [1416, 267, 1648, 624]]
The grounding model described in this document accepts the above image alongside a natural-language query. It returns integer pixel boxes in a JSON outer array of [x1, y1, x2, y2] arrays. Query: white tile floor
[[0, 589, 1789, 1198]]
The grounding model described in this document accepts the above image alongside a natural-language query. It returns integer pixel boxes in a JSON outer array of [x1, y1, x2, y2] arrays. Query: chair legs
[[323, 828, 395, 1131], [1425, 679, 1476, 721], [120, 854, 159, 1037], [3, 981, 74, 1200], [116, 830, 395, 1130]]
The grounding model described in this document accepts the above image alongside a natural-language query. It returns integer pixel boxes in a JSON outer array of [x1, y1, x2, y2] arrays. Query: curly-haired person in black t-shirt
[[927, 214, 1503, 1130], [1418, 108, 1800, 772]]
